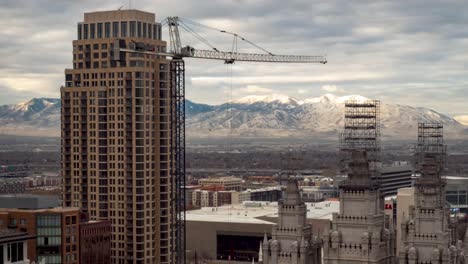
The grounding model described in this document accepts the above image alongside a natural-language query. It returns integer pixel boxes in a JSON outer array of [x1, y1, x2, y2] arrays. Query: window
[[20, 218, 26, 225], [105, 22, 111, 38], [7, 242, 24, 262], [90, 23, 95, 39], [10, 218, 16, 226], [83, 24, 88, 39], [77, 24, 82, 40], [143, 23, 147, 38], [97, 23, 103, 38], [137, 21, 142, 37], [113, 22, 119, 37], [121, 21, 128, 37], [130, 21, 136, 37], [101, 43, 107, 49]]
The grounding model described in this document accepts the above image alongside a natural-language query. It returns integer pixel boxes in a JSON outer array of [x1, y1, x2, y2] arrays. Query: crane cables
[[177, 17, 275, 57]]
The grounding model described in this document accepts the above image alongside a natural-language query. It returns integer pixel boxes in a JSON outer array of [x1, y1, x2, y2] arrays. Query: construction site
[[52, 7, 468, 264]]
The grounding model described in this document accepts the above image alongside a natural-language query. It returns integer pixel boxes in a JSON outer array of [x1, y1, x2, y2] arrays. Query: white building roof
[[186, 200, 339, 224]]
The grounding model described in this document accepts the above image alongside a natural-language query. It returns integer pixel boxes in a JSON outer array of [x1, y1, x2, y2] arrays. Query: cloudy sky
[[1, 0, 468, 122]]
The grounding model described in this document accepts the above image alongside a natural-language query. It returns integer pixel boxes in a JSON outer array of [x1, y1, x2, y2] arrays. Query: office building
[[198, 177, 243, 191], [62, 9, 171, 264], [378, 161, 413, 197]]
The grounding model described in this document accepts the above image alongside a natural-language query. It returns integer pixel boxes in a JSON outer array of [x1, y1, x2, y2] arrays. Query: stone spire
[[259, 241, 263, 262], [262, 178, 321, 264], [283, 178, 302, 205]]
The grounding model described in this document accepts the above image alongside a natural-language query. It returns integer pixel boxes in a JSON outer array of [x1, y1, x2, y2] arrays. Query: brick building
[[0, 207, 80, 264], [80, 220, 111, 264]]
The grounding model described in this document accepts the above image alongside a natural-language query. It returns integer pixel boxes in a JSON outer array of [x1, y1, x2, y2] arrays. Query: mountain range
[[0, 94, 465, 139]]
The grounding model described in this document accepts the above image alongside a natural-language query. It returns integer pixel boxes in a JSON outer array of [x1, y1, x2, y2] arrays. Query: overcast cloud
[[0, 0, 467, 119]]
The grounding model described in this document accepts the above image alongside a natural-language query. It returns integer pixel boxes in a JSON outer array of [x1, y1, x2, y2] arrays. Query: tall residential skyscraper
[[62, 10, 172, 264]]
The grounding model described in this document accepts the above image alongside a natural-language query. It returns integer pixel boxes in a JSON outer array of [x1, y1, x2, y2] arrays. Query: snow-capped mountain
[[186, 93, 466, 139], [0, 98, 61, 136], [0, 95, 465, 139]]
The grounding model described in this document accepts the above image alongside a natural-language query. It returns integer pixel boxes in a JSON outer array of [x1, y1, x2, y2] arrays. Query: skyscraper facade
[[62, 10, 172, 264]]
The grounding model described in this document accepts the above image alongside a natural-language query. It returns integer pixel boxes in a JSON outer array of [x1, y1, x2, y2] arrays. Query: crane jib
[[118, 48, 327, 64]]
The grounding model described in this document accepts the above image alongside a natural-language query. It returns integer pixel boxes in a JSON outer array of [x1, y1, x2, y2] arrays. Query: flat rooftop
[[186, 200, 339, 224]]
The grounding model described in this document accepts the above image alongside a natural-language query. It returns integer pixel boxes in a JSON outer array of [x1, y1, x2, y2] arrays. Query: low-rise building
[[191, 190, 238, 208], [240, 187, 282, 203], [0, 229, 35, 264], [0, 180, 27, 194], [198, 177, 243, 191], [0, 194, 60, 209], [185, 200, 339, 262], [301, 186, 338, 202], [0, 207, 80, 264]]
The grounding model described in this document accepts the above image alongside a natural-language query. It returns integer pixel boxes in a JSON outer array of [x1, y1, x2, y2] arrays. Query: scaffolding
[[340, 99, 381, 180], [170, 59, 186, 264], [415, 122, 446, 181]]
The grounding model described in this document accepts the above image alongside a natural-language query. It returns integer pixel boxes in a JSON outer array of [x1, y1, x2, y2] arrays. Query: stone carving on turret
[[262, 178, 321, 264], [323, 150, 395, 263]]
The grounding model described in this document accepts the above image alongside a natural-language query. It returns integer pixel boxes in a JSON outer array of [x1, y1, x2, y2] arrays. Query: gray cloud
[[0, 0, 467, 118]]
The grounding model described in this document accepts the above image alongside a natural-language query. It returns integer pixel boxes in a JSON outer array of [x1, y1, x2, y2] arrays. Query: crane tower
[[113, 16, 327, 263]]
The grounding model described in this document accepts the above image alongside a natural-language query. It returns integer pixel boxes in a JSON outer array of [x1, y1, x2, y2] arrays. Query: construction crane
[[113, 16, 326, 264]]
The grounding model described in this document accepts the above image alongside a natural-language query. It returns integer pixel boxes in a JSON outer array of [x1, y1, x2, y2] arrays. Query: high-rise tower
[[62, 10, 172, 264]]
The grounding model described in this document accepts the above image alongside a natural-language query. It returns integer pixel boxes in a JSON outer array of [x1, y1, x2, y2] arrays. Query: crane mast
[[114, 16, 326, 264]]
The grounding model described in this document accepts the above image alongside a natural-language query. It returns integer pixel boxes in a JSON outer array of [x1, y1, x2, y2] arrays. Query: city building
[[301, 186, 338, 202], [0, 180, 27, 194], [0, 207, 80, 264], [198, 177, 243, 191], [0, 229, 35, 264], [185, 199, 338, 262], [191, 190, 238, 208], [0, 194, 60, 209], [79, 220, 111, 264], [445, 176, 468, 212], [378, 161, 413, 197], [242, 187, 282, 202], [323, 151, 395, 263], [62, 9, 172, 264], [262, 179, 322, 264]]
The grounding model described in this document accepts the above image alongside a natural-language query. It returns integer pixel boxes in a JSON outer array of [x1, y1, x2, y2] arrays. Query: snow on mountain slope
[[187, 94, 466, 139], [0, 95, 465, 139], [0, 98, 61, 136]]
